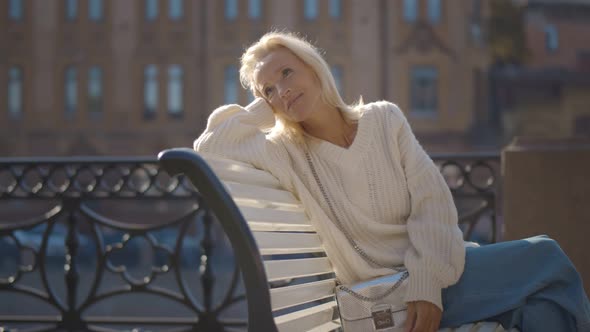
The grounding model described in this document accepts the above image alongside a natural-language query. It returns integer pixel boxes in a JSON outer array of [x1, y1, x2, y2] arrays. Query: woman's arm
[[384, 103, 466, 311], [194, 98, 293, 190]]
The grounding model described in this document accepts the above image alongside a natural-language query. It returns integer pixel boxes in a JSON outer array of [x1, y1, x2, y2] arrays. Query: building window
[[9, 0, 24, 21], [167, 65, 183, 116], [329, 0, 341, 18], [88, 66, 103, 114], [8, 66, 23, 117], [545, 25, 559, 52], [428, 0, 441, 24], [249, 0, 262, 19], [225, 0, 238, 20], [88, 0, 103, 21], [169, 0, 183, 20], [410, 66, 438, 116], [65, 66, 77, 116], [65, 0, 78, 21], [224, 65, 238, 104], [144, 65, 158, 118], [304, 0, 319, 20], [145, 0, 158, 21], [331, 65, 343, 95], [403, 0, 418, 22]]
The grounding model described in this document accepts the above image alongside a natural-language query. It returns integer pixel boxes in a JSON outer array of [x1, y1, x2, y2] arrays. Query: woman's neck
[[301, 105, 357, 148]]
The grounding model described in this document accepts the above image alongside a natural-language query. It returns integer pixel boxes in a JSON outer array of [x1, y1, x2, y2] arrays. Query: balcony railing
[[0, 153, 500, 331]]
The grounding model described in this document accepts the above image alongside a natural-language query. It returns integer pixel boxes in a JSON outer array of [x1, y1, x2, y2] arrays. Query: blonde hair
[[240, 31, 362, 143]]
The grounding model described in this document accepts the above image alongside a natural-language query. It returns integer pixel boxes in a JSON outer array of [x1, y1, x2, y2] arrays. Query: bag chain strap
[[338, 271, 409, 302], [304, 148, 409, 301]]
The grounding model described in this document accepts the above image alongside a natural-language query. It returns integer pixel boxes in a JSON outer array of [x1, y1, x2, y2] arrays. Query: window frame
[[168, 0, 184, 21], [224, 65, 239, 104], [87, 65, 104, 115], [145, 0, 159, 22], [410, 66, 439, 117], [403, 0, 418, 23], [143, 64, 159, 119], [167, 64, 184, 117], [545, 24, 559, 53], [8, 0, 24, 22], [64, 65, 78, 117], [303, 0, 319, 21], [8, 65, 24, 118], [225, 0, 238, 21], [65, 0, 78, 22]]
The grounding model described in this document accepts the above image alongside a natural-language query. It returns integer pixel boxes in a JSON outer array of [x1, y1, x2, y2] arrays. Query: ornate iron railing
[[0, 157, 246, 331], [432, 152, 501, 244], [0, 152, 501, 331]]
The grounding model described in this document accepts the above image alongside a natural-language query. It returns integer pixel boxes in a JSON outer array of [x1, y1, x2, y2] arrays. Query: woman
[[194, 31, 590, 332]]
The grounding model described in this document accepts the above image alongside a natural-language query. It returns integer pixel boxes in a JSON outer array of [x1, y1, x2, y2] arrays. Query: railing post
[[62, 197, 84, 331]]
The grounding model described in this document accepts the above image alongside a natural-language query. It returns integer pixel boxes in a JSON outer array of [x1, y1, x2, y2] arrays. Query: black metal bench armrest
[[158, 148, 278, 332]]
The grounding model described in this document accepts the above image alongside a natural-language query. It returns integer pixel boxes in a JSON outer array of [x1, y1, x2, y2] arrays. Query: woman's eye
[[264, 87, 273, 97], [282, 68, 292, 77]]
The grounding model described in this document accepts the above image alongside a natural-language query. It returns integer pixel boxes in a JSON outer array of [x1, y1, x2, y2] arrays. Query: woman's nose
[[279, 86, 291, 99]]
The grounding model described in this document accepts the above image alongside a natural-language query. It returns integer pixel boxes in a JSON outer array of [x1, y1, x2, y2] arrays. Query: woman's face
[[254, 47, 324, 123]]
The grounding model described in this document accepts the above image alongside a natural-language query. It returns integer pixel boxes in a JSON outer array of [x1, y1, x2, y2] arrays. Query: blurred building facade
[[493, 0, 590, 141], [2, 0, 493, 156]]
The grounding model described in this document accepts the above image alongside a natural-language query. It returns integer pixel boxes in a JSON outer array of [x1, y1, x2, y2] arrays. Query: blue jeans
[[440, 235, 590, 332]]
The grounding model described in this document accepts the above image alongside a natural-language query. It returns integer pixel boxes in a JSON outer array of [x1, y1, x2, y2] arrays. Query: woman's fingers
[[405, 302, 417, 332], [407, 300, 442, 332]]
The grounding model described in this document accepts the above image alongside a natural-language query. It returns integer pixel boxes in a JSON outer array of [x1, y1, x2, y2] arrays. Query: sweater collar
[[306, 112, 372, 165]]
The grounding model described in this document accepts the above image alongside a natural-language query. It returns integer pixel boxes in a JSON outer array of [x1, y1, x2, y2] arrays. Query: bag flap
[[336, 273, 408, 321]]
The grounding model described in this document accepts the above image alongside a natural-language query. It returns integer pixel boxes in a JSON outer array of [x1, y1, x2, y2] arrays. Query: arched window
[[404, 0, 418, 22], [329, 0, 341, 18], [169, 0, 183, 20], [224, 65, 238, 104], [249, 0, 262, 19], [411, 66, 438, 116], [545, 25, 559, 52], [65, 0, 78, 21], [225, 0, 238, 20], [9, 0, 24, 21], [8, 66, 23, 117], [89, 0, 104, 21], [167, 65, 184, 116], [428, 0, 441, 24], [145, 0, 158, 21], [144, 65, 158, 118], [65, 66, 77, 116], [304, 0, 319, 20], [88, 66, 103, 114]]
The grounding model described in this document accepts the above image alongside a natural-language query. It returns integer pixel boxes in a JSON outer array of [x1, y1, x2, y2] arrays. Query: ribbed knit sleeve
[[385, 103, 465, 310], [193, 98, 293, 191]]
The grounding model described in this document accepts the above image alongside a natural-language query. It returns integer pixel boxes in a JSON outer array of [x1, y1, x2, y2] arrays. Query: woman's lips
[[288, 93, 303, 109]]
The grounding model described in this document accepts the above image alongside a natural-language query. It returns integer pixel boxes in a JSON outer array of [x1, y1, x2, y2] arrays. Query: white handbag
[[304, 148, 410, 331]]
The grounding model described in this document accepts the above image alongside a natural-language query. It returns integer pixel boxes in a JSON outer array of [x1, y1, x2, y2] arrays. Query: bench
[[158, 148, 510, 332]]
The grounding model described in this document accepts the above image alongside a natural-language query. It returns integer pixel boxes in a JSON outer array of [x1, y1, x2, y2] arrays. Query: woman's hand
[[404, 301, 442, 332]]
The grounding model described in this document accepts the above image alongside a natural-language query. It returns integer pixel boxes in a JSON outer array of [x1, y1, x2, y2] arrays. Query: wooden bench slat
[[223, 181, 303, 209], [306, 321, 341, 332], [239, 206, 308, 224], [203, 154, 282, 189], [270, 279, 336, 311], [274, 301, 337, 332], [265, 258, 333, 282], [254, 232, 324, 255], [234, 197, 302, 211], [248, 221, 315, 232]]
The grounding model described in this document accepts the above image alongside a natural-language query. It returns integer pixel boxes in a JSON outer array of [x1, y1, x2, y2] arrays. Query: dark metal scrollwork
[[0, 157, 246, 331]]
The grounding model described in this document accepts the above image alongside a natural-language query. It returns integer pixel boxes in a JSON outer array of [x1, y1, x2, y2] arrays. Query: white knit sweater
[[194, 98, 466, 310]]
